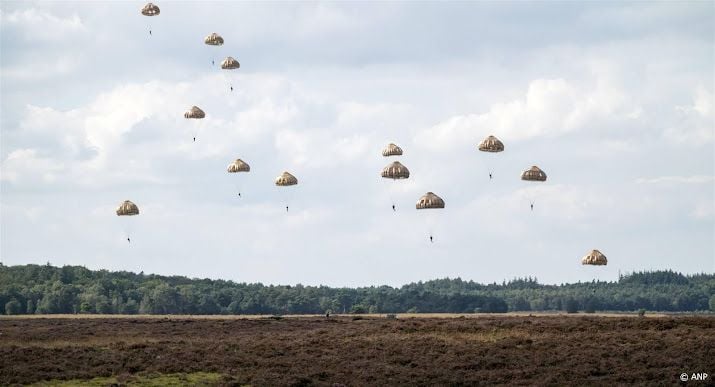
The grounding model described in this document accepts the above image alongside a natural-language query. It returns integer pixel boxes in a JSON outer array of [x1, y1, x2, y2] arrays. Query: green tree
[[5, 299, 22, 315]]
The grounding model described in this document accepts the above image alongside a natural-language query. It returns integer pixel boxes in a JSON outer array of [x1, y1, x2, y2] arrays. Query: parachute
[[416, 192, 445, 243], [140, 3, 160, 36], [582, 250, 608, 266], [382, 143, 403, 157], [275, 171, 298, 186], [227, 159, 250, 198], [416, 192, 445, 209], [116, 200, 139, 216], [220, 56, 240, 69], [227, 159, 250, 173], [204, 33, 224, 46], [478, 135, 504, 179], [184, 106, 206, 119], [478, 135, 504, 152], [275, 172, 298, 212], [184, 106, 205, 141], [521, 166, 547, 210], [116, 200, 139, 243], [521, 165, 547, 181], [141, 3, 160, 16], [221, 56, 240, 91], [204, 33, 224, 66], [381, 161, 410, 180]]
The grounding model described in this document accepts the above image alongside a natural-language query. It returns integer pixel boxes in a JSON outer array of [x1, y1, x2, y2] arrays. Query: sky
[[1, 1, 713, 287]]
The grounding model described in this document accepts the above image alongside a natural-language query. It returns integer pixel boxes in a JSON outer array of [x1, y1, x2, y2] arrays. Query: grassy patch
[[29, 372, 231, 386]]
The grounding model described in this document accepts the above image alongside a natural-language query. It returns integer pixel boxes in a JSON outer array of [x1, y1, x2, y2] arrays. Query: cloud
[[0, 148, 65, 184], [635, 175, 715, 185], [0, 8, 86, 40], [415, 77, 638, 150]]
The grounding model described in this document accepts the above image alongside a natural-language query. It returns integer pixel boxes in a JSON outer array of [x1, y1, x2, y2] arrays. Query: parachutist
[[149, 30, 152, 36], [489, 173, 492, 180], [286, 206, 289, 212], [392, 204, 396, 211], [230, 86, 233, 92], [530, 203, 534, 211], [211, 60, 214, 66], [238, 193, 241, 197], [193, 137, 196, 142], [429, 236, 433, 243], [127, 237, 131, 243]]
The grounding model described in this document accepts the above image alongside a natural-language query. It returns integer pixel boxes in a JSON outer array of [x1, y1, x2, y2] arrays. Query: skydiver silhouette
[[489, 173, 492, 180], [149, 29, 152, 36], [127, 237, 131, 243], [429, 235, 433, 243], [193, 137, 196, 142], [392, 204, 396, 211], [238, 192, 241, 197], [530, 202, 534, 211], [286, 206, 289, 212], [211, 60, 214, 66], [230, 85, 233, 92]]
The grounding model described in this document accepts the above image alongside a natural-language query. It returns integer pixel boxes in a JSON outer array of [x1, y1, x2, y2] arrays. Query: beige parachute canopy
[[275, 171, 298, 186], [381, 161, 410, 179], [227, 159, 250, 173], [204, 33, 224, 46], [116, 200, 139, 216], [221, 57, 240, 70], [581, 249, 607, 266], [382, 143, 403, 157], [141, 3, 160, 16], [521, 165, 547, 181], [478, 135, 504, 152], [416, 192, 445, 209], [184, 106, 205, 119]]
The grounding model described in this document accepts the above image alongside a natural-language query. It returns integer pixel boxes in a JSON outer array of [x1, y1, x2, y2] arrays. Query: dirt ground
[[1, 315, 713, 386]]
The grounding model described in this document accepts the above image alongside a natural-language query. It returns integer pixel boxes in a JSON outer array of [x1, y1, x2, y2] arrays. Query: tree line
[[1, 263, 713, 315]]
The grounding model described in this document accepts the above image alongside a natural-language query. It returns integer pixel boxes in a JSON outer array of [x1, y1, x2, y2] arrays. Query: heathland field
[[1, 314, 713, 385]]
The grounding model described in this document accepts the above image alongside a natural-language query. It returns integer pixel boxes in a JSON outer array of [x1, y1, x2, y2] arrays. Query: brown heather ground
[[0, 314, 713, 386]]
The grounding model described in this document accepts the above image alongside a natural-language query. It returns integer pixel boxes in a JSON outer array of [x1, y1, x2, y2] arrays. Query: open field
[[1, 315, 713, 385]]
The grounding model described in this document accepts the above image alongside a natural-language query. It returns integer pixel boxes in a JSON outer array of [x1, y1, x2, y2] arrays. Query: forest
[[1, 263, 713, 315]]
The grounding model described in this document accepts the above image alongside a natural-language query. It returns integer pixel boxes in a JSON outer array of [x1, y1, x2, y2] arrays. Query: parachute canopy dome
[[275, 171, 298, 186], [381, 161, 410, 179], [141, 3, 160, 16], [478, 135, 504, 152], [116, 200, 139, 216], [204, 33, 224, 46], [382, 143, 403, 157], [521, 165, 547, 181], [416, 192, 445, 209], [184, 106, 205, 119], [227, 159, 250, 173], [582, 249, 608, 266], [221, 57, 240, 70]]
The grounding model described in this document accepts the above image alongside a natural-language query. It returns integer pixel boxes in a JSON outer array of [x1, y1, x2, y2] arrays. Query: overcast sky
[[1, 1, 713, 287]]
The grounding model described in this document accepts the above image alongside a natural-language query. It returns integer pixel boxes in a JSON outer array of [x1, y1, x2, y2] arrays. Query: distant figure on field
[[325, 311, 330, 319]]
